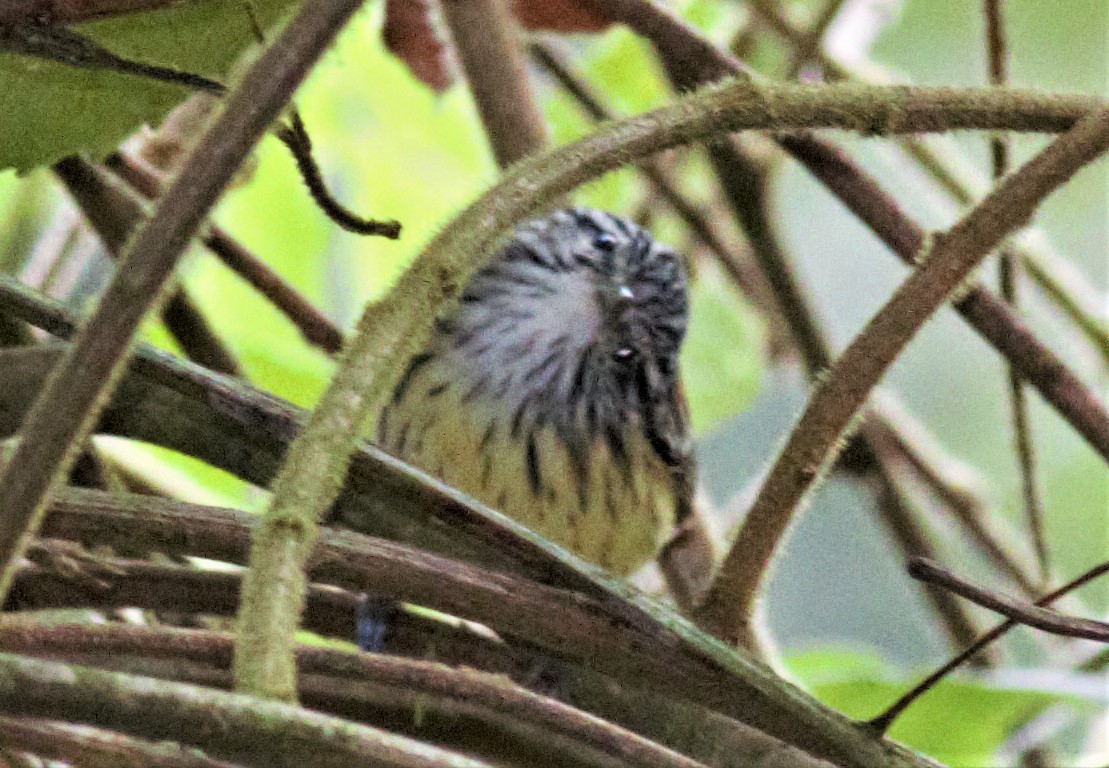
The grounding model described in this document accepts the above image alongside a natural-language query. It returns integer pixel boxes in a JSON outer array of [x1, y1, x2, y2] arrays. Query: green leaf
[[0, 0, 300, 171], [786, 649, 1097, 767], [681, 273, 766, 435]]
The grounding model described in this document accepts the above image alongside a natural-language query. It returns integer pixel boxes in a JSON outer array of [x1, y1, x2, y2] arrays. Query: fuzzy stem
[[694, 109, 1109, 646]]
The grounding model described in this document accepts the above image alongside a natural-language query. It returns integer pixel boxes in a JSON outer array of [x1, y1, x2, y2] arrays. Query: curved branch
[[0, 716, 242, 768], [235, 75, 1103, 702], [0, 652, 495, 768], [694, 110, 1109, 646], [0, 623, 714, 768]]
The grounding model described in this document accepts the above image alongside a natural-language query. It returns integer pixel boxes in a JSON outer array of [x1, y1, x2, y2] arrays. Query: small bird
[[377, 208, 707, 590]]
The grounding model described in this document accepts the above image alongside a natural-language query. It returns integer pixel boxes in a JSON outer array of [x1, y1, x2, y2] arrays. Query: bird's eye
[[593, 232, 618, 252], [613, 346, 635, 362]]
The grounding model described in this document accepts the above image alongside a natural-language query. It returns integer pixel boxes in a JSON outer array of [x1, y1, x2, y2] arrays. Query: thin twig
[[788, 0, 846, 77], [984, 0, 1050, 587], [104, 152, 346, 355], [694, 110, 1109, 647], [908, 558, 1109, 642], [0, 0, 363, 604], [866, 394, 1040, 597], [440, 0, 549, 166], [869, 561, 1109, 733], [274, 112, 402, 238], [0, 22, 225, 93]]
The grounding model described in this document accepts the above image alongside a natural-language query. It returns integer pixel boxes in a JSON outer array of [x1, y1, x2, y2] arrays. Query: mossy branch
[[694, 109, 1109, 647]]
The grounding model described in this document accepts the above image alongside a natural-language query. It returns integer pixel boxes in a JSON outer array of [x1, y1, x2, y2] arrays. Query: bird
[[376, 207, 710, 594]]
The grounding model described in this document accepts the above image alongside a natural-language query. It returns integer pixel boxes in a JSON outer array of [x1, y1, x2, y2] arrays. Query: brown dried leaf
[[511, 0, 612, 32], [381, 0, 612, 91], [382, 0, 455, 92]]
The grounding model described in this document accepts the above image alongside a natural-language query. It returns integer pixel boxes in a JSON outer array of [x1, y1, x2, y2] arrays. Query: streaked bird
[[378, 208, 709, 598]]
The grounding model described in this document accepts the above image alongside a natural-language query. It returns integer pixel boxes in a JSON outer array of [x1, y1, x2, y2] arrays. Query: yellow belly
[[377, 384, 675, 575]]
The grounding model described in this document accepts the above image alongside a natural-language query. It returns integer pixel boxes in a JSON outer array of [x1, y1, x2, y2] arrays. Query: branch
[[870, 561, 1109, 733], [587, 0, 1109, 461], [780, 135, 1109, 460], [441, 0, 549, 166], [52, 156, 242, 377], [0, 341, 968, 765], [104, 152, 346, 355], [0, 652, 497, 768], [0, 623, 717, 768], [528, 41, 784, 342], [274, 112, 402, 238], [907, 558, 1109, 642], [983, 0, 1050, 588], [700, 131, 985, 652], [0, 716, 242, 768], [748, 0, 1109, 366], [0, 0, 190, 25], [694, 110, 1109, 646], [233, 75, 1100, 701], [0, 0, 364, 603]]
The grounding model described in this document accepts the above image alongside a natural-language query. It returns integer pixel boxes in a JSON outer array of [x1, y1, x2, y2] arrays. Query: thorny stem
[[870, 561, 1109, 733], [984, 0, 1050, 588], [694, 110, 1109, 647], [908, 558, 1109, 642], [0, 0, 363, 604]]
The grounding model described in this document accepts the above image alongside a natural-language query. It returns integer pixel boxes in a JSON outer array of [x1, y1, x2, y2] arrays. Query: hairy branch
[[695, 109, 1109, 646]]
